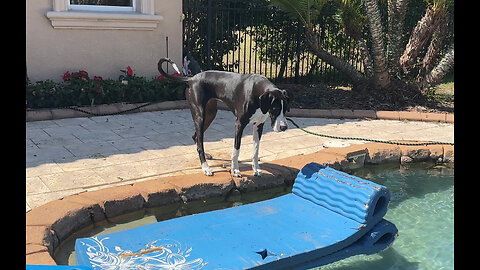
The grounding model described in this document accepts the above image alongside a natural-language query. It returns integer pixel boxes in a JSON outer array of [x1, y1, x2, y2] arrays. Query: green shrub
[[26, 66, 186, 109]]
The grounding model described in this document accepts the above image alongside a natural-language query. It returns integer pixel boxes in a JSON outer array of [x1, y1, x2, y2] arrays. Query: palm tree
[[271, 0, 454, 93], [418, 43, 454, 89], [271, 0, 367, 91], [363, 0, 391, 88], [400, 0, 452, 76], [271, 0, 392, 91], [386, 0, 409, 75]]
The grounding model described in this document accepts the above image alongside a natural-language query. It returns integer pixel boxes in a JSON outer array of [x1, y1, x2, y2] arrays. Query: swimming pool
[[54, 162, 453, 269], [319, 162, 454, 270]]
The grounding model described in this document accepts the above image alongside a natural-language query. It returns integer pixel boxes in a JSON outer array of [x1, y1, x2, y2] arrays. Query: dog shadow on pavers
[[26, 109, 358, 182]]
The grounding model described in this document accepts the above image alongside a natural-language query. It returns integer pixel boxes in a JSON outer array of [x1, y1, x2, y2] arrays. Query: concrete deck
[[26, 109, 454, 212]]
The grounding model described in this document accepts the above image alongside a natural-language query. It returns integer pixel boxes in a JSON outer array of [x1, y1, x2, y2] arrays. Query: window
[[68, 0, 136, 12], [47, 0, 163, 30]]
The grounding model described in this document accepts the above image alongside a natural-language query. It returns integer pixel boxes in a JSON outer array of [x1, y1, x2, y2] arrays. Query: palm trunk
[[357, 39, 374, 78], [304, 26, 367, 90], [386, 0, 408, 75], [400, 7, 436, 74], [419, 9, 448, 76], [419, 43, 454, 89], [364, 0, 391, 89]]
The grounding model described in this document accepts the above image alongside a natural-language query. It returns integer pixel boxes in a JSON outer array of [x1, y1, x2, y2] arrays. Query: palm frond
[[270, 0, 309, 25], [270, 0, 328, 26]]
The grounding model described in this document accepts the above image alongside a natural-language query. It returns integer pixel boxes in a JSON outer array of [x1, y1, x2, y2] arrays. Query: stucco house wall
[[26, 0, 183, 82]]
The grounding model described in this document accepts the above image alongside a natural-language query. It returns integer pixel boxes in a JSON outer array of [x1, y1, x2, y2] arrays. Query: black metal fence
[[183, 0, 364, 85]]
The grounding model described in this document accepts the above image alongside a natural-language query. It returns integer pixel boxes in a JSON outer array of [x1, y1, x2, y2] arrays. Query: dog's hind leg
[[191, 98, 217, 160], [187, 88, 213, 176], [204, 98, 218, 131], [194, 114, 213, 176]]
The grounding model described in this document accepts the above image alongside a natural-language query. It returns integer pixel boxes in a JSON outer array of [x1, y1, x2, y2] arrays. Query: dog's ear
[[259, 92, 273, 114], [280, 89, 289, 100], [281, 90, 290, 112]]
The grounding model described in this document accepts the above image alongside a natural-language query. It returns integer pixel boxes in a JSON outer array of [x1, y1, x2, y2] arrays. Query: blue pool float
[[71, 162, 398, 269]]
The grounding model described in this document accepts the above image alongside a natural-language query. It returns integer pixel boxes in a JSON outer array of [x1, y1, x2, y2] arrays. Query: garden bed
[[26, 67, 453, 114], [280, 81, 454, 113], [26, 67, 185, 109]]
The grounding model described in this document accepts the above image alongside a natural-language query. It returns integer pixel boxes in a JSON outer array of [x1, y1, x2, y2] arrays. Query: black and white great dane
[[158, 58, 290, 177]]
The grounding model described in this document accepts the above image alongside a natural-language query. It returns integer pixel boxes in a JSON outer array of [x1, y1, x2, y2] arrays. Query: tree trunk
[[419, 9, 448, 77], [304, 26, 367, 90], [357, 39, 374, 78], [400, 7, 436, 74], [307, 56, 319, 77], [277, 33, 291, 80], [386, 0, 408, 75], [418, 43, 454, 89], [364, 0, 391, 89]]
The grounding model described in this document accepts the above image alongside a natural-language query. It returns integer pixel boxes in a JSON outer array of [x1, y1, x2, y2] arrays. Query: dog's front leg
[[252, 123, 264, 176], [231, 119, 246, 177]]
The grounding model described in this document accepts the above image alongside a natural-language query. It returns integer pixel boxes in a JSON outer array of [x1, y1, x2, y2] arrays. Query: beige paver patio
[[26, 109, 454, 212]]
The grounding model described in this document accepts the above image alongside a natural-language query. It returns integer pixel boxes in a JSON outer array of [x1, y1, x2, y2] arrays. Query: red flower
[[63, 71, 71, 81], [94, 76, 102, 87], [157, 75, 165, 81], [126, 66, 133, 76], [78, 70, 89, 77]]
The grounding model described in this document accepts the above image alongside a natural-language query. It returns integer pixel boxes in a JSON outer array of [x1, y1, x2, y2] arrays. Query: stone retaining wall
[[26, 100, 454, 123]]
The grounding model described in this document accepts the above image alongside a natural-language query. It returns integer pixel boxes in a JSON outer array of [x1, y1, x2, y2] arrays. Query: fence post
[[206, 0, 212, 70], [294, 22, 302, 83]]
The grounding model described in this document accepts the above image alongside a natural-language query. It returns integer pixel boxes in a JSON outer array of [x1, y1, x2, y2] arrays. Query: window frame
[[47, 0, 162, 30], [67, 1, 136, 13]]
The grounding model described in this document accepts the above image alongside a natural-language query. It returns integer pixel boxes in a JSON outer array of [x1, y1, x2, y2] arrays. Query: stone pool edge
[[25, 142, 454, 265], [26, 100, 454, 123]]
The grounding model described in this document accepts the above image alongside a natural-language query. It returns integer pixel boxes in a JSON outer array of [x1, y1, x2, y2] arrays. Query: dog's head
[[259, 89, 290, 132]]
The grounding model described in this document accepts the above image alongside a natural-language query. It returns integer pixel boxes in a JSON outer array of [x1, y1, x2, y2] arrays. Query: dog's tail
[[157, 58, 190, 83]]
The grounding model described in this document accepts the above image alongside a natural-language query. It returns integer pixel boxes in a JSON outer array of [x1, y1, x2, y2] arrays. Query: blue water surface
[[317, 162, 454, 270]]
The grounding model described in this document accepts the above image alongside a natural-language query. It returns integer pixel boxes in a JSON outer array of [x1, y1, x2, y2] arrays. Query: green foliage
[[269, 0, 328, 26], [26, 80, 66, 109], [334, 0, 367, 40], [26, 68, 186, 109], [252, 11, 299, 66], [184, 0, 273, 70]]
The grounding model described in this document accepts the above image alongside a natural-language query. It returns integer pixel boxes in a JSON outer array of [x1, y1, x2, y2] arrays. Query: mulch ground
[[279, 82, 454, 113]]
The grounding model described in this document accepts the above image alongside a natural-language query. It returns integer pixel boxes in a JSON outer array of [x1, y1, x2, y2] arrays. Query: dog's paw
[[202, 167, 213, 176], [231, 168, 242, 178], [253, 169, 262, 177], [202, 162, 213, 176]]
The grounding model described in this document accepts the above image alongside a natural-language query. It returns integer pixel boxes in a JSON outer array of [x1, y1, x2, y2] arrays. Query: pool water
[[319, 162, 454, 270], [54, 162, 454, 269]]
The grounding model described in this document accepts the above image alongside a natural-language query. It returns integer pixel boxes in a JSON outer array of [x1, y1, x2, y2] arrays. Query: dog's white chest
[[249, 108, 269, 125]]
